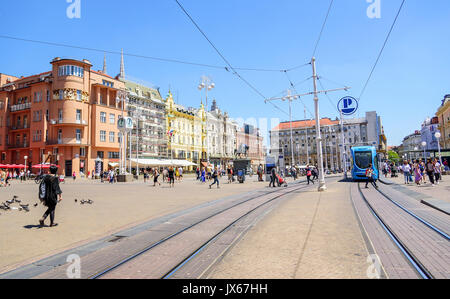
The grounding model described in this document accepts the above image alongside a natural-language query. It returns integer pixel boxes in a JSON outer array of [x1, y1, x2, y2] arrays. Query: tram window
[[354, 151, 372, 169]]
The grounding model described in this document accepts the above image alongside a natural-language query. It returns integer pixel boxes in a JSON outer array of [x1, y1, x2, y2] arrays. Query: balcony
[[49, 119, 88, 126], [10, 102, 31, 112], [8, 142, 29, 149], [9, 124, 30, 131], [46, 138, 85, 146]]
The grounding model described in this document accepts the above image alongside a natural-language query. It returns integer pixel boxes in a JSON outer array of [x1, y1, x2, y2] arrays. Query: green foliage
[[388, 150, 400, 162]]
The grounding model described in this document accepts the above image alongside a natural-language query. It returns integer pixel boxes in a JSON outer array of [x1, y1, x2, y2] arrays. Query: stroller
[[276, 173, 288, 187]]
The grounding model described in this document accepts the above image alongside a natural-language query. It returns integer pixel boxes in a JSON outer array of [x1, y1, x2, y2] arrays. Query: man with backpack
[[306, 165, 314, 185], [38, 165, 62, 227]]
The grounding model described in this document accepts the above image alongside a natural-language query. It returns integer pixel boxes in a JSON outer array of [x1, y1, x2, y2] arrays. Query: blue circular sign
[[338, 96, 358, 116]]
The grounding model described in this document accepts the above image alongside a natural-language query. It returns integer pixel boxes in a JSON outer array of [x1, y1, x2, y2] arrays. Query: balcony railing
[[49, 119, 87, 125], [10, 102, 31, 112], [46, 138, 83, 145], [10, 124, 30, 130], [8, 142, 29, 149]]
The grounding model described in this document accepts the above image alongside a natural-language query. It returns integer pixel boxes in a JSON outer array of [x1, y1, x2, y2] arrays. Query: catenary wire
[[0, 34, 298, 74], [358, 0, 406, 101], [312, 0, 334, 58], [173, 0, 291, 116]]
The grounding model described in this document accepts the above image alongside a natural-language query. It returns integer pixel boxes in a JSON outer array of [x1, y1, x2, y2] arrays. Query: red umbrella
[[32, 164, 59, 169]]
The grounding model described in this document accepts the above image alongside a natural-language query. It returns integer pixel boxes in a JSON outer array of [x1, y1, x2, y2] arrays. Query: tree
[[388, 150, 400, 163]]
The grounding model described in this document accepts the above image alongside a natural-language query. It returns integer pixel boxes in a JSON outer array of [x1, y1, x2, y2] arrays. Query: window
[[108, 152, 119, 159], [109, 132, 115, 143], [59, 90, 64, 100], [118, 132, 122, 143], [76, 110, 82, 122], [100, 112, 106, 123], [58, 65, 84, 78], [76, 129, 81, 141], [109, 113, 115, 124], [58, 109, 63, 122], [102, 80, 114, 88], [47, 90, 50, 102], [97, 151, 104, 159], [80, 147, 86, 157], [100, 130, 106, 142], [76, 90, 82, 101]]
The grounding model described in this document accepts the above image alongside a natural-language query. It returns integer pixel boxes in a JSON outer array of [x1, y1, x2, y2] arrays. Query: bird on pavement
[[34, 203, 38, 207]]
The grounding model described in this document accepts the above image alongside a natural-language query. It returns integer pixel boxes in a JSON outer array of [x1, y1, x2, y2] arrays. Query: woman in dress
[[414, 160, 422, 185]]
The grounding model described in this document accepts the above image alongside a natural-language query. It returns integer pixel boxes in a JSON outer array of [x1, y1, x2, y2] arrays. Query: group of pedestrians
[[400, 158, 443, 186]]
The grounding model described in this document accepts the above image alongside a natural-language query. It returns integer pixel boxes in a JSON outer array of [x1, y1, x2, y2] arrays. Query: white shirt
[[401, 164, 411, 173]]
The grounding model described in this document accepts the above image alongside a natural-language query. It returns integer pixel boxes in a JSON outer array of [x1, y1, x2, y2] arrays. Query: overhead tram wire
[[283, 71, 315, 119], [312, 0, 334, 58], [173, 0, 290, 116], [317, 77, 341, 116], [0, 34, 297, 74], [358, 0, 406, 101]]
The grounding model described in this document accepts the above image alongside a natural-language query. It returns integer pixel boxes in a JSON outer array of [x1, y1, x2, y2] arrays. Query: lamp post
[[435, 132, 443, 167], [24, 155, 28, 180], [134, 109, 143, 177], [198, 76, 215, 164], [421, 141, 427, 162]]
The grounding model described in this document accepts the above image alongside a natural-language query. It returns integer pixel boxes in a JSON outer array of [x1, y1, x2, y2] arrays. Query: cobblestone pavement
[[0, 174, 278, 273], [381, 174, 450, 203], [208, 178, 371, 279]]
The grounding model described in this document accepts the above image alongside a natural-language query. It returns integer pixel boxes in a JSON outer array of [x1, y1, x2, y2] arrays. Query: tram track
[[357, 183, 450, 279], [90, 181, 313, 279]]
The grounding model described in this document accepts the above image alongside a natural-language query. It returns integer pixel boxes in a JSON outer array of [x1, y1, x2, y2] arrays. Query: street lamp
[[198, 76, 215, 164], [282, 90, 299, 168], [24, 155, 28, 180], [421, 141, 427, 161], [435, 132, 443, 167]]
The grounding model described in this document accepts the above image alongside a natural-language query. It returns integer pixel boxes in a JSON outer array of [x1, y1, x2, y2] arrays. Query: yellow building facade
[[165, 92, 206, 167]]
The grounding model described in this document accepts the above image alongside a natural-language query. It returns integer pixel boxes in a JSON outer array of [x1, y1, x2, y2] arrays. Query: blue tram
[[350, 146, 379, 181]]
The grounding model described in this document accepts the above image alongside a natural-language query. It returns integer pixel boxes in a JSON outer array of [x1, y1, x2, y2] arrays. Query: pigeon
[[6, 199, 14, 204], [80, 200, 85, 205], [14, 199, 21, 203], [34, 203, 38, 207], [13, 196, 18, 199], [74, 199, 77, 203], [22, 207, 30, 212], [87, 200, 93, 204], [20, 204, 29, 208]]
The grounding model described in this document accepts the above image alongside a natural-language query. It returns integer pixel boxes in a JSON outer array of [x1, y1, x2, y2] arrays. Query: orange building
[[0, 57, 126, 176]]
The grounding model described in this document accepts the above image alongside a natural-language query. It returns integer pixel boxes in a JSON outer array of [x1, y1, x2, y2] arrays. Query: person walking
[[168, 167, 175, 187], [306, 165, 314, 185], [401, 160, 411, 184], [269, 167, 277, 188], [152, 168, 161, 187], [425, 158, 435, 186], [433, 158, 441, 185], [227, 165, 233, 184], [38, 165, 62, 228], [420, 160, 426, 184], [365, 163, 378, 188], [209, 167, 220, 189], [414, 160, 422, 186], [178, 167, 183, 181]]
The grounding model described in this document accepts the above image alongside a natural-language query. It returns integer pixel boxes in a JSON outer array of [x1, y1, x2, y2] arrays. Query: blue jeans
[[404, 172, 409, 183]]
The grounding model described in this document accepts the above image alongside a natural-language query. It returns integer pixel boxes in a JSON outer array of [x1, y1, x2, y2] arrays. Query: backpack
[[307, 170, 312, 176], [39, 175, 55, 205]]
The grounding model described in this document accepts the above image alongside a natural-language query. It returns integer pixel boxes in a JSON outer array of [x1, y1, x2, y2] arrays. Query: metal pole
[[288, 94, 295, 167], [129, 131, 132, 174], [136, 116, 139, 177], [311, 57, 326, 191], [340, 110, 347, 178]]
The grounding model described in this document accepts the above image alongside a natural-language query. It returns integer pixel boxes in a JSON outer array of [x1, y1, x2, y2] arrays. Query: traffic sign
[[338, 96, 358, 116]]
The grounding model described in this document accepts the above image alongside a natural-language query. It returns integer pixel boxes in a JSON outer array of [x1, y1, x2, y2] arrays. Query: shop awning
[[129, 158, 197, 167]]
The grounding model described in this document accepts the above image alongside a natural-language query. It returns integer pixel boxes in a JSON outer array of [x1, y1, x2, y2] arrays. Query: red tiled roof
[[91, 70, 115, 80], [14, 71, 52, 83], [273, 118, 339, 131]]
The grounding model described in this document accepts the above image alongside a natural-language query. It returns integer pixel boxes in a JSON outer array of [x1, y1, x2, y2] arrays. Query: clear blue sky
[[0, 0, 449, 146]]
